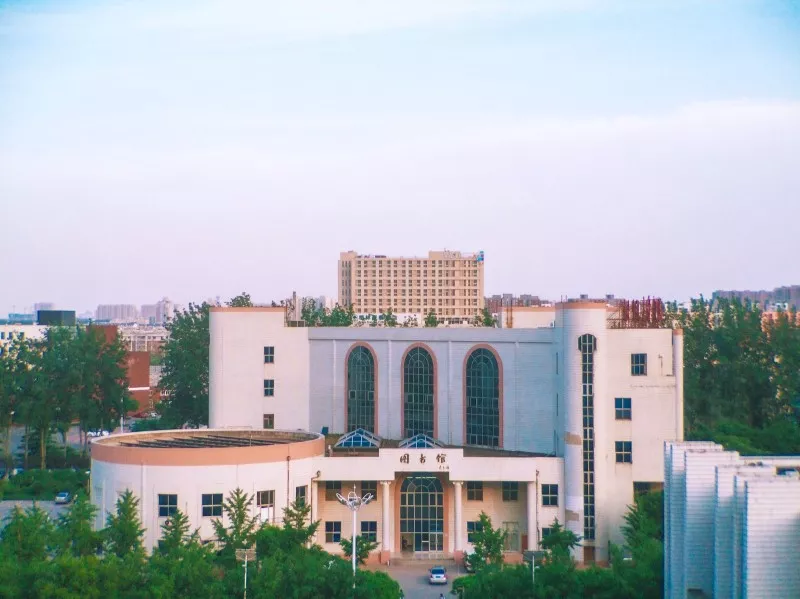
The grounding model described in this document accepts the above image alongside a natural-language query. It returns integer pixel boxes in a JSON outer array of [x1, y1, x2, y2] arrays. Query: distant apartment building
[[140, 304, 158, 322], [485, 293, 542, 314], [96, 304, 139, 322], [155, 297, 174, 324], [712, 285, 800, 310], [33, 302, 55, 313], [338, 250, 485, 323], [118, 325, 169, 353]]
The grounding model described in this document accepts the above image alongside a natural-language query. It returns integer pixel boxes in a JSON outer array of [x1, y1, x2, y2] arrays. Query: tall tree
[[0, 504, 55, 562], [103, 489, 145, 558], [340, 534, 378, 564], [211, 488, 261, 567], [465, 512, 507, 572], [0, 337, 28, 477], [227, 292, 253, 307], [56, 493, 102, 558], [158, 302, 211, 427], [382, 308, 398, 327]]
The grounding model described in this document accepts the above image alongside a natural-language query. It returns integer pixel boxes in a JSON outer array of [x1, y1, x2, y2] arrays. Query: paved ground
[[368, 563, 469, 599], [0, 500, 69, 524]]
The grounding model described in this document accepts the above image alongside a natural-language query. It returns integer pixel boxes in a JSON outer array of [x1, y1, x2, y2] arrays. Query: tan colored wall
[[339, 250, 485, 320]]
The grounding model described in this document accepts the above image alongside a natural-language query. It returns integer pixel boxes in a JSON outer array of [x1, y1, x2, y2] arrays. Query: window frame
[[361, 481, 377, 499], [263, 379, 275, 397], [466, 520, 484, 543], [325, 481, 342, 501], [201, 493, 223, 517], [157, 493, 178, 518], [263, 346, 275, 364], [614, 397, 632, 420], [361, 520, 377, 542], [325, 521, 342, 543], [295, 485, 307, 505], [615, 441, 633, 463], [501, 481, 519, 502], [256, 490, 275, 508], [262, 413, 274, 429], [631, 353, 647, 376], [466, 481, 483, 501], [541, 484, 559, 507]]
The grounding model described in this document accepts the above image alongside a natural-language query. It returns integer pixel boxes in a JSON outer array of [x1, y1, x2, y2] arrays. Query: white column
[[527, 481, 537, 551], [453, 481, 463, 553], [381, 481, 391, 552]]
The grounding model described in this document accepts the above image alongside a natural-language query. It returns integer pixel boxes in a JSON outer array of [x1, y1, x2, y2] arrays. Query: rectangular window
[[502, 482, 519, 502], [466, 521, 483, 543], [325, 521, 342, 543], [466, 481, 483, 501], [361, 520, 377, 542], [361, 481, 377, 498], [262, 414, 274, 429], [325, 481, 341, 501], [633, 482, 663, 497], [263, 346, 274, 364], [541, 484, 558, 507], [257, 490, 275, 508], [295, 485, 307, 505], [201, 493, 223, 517], [542, 527, 553, 539], [631, 353, 647, 376], [615, 397, 632, 420], [158, 493, 177, 517], [263, 379, 274, 397], [503, 522, 520, 552], [615, 441, 633, 463]]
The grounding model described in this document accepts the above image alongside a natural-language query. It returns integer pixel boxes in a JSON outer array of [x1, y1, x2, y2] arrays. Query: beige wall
[[209, 308, 310, 431], [339, 250, 485, 321]]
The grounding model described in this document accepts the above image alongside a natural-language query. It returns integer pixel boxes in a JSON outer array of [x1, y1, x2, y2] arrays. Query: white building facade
[[92, 300, 683, 564], [664, 441, 800, 599]]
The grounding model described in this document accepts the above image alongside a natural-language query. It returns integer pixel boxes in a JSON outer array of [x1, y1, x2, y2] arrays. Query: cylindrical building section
[[557, 302, 608, 562]]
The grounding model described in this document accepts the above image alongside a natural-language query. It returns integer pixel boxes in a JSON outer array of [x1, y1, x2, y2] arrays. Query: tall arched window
[[465, 347, 500, 447], [403, 346, 435, 438], [347, 345, 376, 432]]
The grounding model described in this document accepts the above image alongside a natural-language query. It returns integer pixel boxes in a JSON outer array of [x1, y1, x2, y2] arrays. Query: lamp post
[[235, 547, 256, 599], [336, 485, 373, 586]]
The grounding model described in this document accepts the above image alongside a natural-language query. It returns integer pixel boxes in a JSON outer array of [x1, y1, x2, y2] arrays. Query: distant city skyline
[[1, 1, 798, 316]]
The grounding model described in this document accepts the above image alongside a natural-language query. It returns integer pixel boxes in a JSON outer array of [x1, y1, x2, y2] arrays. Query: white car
[[428, 566, 448, 585], [87, 430, 111, 438], [55, 491, 72, 504]]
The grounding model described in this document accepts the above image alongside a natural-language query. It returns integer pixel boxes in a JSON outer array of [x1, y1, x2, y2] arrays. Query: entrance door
[[400, 476, 444, 557]]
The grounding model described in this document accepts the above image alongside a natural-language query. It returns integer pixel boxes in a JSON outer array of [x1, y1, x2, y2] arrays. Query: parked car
[[87, 430, 111, 438], [55, 491, 72, 504], [428, 566, 448, 585]]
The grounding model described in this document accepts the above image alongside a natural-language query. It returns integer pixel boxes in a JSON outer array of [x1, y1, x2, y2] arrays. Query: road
[[368, 563, 468, 599], [0, 500, 69, 524]]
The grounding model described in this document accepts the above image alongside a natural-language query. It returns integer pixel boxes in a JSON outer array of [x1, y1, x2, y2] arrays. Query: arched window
[[403, 347, 435, 438], [465, 347, 500, 447], [347, 345, 376, 432]]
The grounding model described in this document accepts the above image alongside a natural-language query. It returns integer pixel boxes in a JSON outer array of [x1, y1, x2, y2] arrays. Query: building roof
[[100, 429, 319, 449]]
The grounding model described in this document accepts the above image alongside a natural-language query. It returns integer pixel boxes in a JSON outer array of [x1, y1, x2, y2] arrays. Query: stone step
[[389, 556, 457, 567]]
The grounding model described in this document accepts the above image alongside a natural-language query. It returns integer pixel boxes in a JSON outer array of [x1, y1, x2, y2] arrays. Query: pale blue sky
[[1, 0, 799, 314]]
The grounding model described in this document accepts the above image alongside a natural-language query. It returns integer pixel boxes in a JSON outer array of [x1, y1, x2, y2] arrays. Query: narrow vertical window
[[465, 348, 500, 447], [403, 346, 435, 437], [578, 333, 596, 541], [347, 346, 376, 432]]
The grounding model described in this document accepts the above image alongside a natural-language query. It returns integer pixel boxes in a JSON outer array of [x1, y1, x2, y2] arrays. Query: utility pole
[[337, 485, 374, 589]]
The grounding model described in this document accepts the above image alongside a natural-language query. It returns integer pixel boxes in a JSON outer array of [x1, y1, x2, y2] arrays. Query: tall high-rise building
[[338, 250, 485, 322], [155, 297, 174, 324], [95, 304, 139, 322]]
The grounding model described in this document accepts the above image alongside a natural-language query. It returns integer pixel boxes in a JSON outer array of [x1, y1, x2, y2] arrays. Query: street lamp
[[336, 485, 373, 585], [235, 547, 256, 599]]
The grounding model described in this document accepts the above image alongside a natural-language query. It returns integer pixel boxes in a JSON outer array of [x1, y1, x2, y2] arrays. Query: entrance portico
[[312, 442, 563, 563]]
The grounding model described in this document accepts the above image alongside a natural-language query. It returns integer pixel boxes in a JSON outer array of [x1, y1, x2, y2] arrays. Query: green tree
[[0, 337, 28, 477], [158, 302, 211, 427], [480, 307, 497, 327], [103, 489, 145, 558], [212, 488, 261, 566], [281, 497, 320, 545], [227, 292, 253, 307], [156, 507, 197, 555], [466, 512, 507, 572], [382, 308, 398, 327], [0, 503, 55, 562], [340, 534, 378, 565], [56, 492, 102, 557], [424, 309, 438, 328]]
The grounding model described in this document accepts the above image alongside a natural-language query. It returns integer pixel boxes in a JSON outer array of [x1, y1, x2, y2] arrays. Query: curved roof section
[[91, 429, 324, 466]]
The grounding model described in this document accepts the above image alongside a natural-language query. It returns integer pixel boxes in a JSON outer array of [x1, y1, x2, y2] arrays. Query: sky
[[1, 0, 799, 315]]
